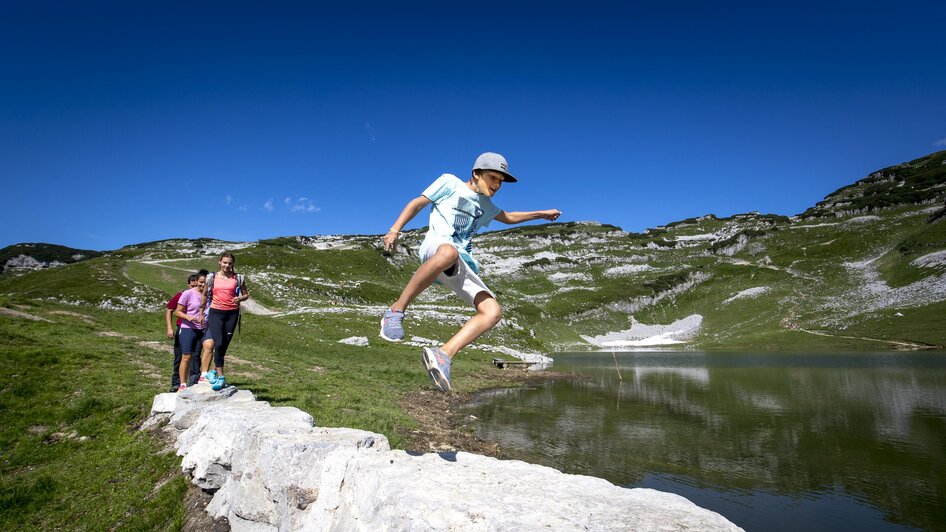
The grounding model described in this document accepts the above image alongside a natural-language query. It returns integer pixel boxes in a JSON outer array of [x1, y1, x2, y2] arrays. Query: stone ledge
[[145, 384, 742, 531]]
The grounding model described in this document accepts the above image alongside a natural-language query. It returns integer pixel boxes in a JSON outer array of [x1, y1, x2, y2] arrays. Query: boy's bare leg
[[440, 292, 502, 358], [391, 244, 459, 311]]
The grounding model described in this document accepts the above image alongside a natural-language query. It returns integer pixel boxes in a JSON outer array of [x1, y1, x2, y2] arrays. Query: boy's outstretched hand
[[383, 231, 399, 253], [541, 209, 562, 221]]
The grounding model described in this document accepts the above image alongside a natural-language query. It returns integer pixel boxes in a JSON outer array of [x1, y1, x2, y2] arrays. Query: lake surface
[[460, 352, 946, 531]]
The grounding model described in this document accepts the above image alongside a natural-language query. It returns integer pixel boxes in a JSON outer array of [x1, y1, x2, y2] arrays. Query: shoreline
[[396, 367, 581, 458]]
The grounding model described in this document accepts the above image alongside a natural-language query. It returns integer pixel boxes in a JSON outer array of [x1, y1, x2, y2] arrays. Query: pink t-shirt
[[177, 288, 206, 330], [210, 274, 239, 311]]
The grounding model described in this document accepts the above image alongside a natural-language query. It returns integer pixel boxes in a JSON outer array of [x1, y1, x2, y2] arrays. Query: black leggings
[[208, 308, 239, 368]]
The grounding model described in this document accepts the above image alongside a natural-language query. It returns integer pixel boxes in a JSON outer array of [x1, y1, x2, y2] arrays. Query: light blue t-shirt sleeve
[[478, 199, 501, 228], [422, 174, 454, 203]]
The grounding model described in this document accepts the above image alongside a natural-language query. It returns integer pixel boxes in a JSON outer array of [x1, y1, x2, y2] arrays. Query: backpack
[[205, 272, 245, 337]]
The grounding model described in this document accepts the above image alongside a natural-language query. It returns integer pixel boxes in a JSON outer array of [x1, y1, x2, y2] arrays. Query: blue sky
[[2, 1, 945, 251]]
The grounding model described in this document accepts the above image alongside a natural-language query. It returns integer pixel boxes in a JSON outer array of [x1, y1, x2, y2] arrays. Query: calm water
[[460, 352, 946, 531]]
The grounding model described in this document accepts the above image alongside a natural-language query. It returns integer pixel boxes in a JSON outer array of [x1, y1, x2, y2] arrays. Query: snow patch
[[582, 314, 703, 348], [723, 287, 769, 305]]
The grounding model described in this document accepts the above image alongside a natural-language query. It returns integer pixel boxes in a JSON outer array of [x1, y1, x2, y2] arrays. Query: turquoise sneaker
[[207, 369, 218, 384], [421, 347, 452, 392], [212, 376, 226, 391]]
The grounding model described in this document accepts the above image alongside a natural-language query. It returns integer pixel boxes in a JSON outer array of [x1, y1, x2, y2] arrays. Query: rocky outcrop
[[145, 384, 742, 531]]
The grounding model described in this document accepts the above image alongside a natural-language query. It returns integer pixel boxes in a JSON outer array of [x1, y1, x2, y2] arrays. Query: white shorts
[[421, 244, 495, 308]]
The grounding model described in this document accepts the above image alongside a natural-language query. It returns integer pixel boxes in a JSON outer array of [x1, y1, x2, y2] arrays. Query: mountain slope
[[1, 152, 944, 352]]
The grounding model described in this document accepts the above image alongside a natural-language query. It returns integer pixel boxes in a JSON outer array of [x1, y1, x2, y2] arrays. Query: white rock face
[[911, 250, 946, 268], [145, 384, 741, 531]]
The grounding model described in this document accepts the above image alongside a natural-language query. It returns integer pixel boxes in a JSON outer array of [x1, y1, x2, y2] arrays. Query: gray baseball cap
[[473, 152, 518, 183]]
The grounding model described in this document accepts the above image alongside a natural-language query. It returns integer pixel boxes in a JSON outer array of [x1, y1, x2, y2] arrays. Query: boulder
[[144, 385, 741, 531]]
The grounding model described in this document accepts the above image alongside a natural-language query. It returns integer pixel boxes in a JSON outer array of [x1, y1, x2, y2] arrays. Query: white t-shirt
[[420, 173, 501, 273]]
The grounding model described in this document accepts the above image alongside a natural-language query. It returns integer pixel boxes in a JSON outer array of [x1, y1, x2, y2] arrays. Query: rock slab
[[146, 384, 742, 531]]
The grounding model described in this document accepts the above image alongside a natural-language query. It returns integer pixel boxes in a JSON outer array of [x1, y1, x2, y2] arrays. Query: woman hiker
[[202, 252, 249, 391]]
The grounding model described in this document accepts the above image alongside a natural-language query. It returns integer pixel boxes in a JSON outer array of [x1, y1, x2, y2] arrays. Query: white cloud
[[365, 123, 377, 142], [225, 194, 233, 205], [284, 196, 320, 213], [238, 205, 248, 212], [263, 199, 274, 212], [934, 137, 946, 147]]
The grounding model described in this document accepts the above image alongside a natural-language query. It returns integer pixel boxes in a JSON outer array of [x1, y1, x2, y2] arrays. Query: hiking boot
[[212, 376, 226, 391], [380, 309, 405, 342], [168, 385, 179, 393], [421, 347, 452, 392]]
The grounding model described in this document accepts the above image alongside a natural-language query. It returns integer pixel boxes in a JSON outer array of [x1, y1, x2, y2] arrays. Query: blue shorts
[[178, 327, 205, 355]]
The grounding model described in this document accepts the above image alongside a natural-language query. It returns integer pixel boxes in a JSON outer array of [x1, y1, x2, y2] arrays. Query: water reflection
[[462, 353, 946, 531]]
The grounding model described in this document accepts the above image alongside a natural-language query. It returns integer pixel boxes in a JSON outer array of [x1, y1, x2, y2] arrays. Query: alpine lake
[[459, 352, 946, 531]]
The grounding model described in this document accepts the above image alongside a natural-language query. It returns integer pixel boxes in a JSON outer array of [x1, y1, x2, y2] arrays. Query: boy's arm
[[383, 195, 432, 252], [495, 209, 561, 225], [165, 308, 174, 338]]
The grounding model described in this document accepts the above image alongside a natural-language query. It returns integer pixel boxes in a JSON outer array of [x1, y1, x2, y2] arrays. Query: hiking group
[[164, 252, 249, 393], [162, 152, 557, 395], [380, 152, 560, 391]]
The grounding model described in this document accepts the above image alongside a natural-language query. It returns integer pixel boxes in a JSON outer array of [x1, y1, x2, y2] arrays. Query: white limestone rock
[[338, 336, 369, 347], [300, 450, 740, 531], [150, 392, 178, 414], [143, 385, 740, 531]]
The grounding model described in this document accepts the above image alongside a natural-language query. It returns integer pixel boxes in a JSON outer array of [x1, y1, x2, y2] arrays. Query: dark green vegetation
[[803, 150, 946, 217], [0, 151, 944, 527], [0, 243, 102, 275]]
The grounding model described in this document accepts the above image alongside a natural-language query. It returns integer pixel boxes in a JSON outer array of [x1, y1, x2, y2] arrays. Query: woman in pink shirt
[[174, 273, 209, 392], [203, 252, 249, 391]]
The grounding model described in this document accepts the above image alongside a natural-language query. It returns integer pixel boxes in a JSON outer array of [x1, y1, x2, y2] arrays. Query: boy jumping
[[380, 152, 560, 392]]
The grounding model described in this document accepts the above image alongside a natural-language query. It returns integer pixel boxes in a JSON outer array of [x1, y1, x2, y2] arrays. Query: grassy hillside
[[0, 151, 944, 528]]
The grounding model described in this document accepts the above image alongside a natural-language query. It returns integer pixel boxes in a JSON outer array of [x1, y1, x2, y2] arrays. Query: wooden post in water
[[611, 350, 623, 382]]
